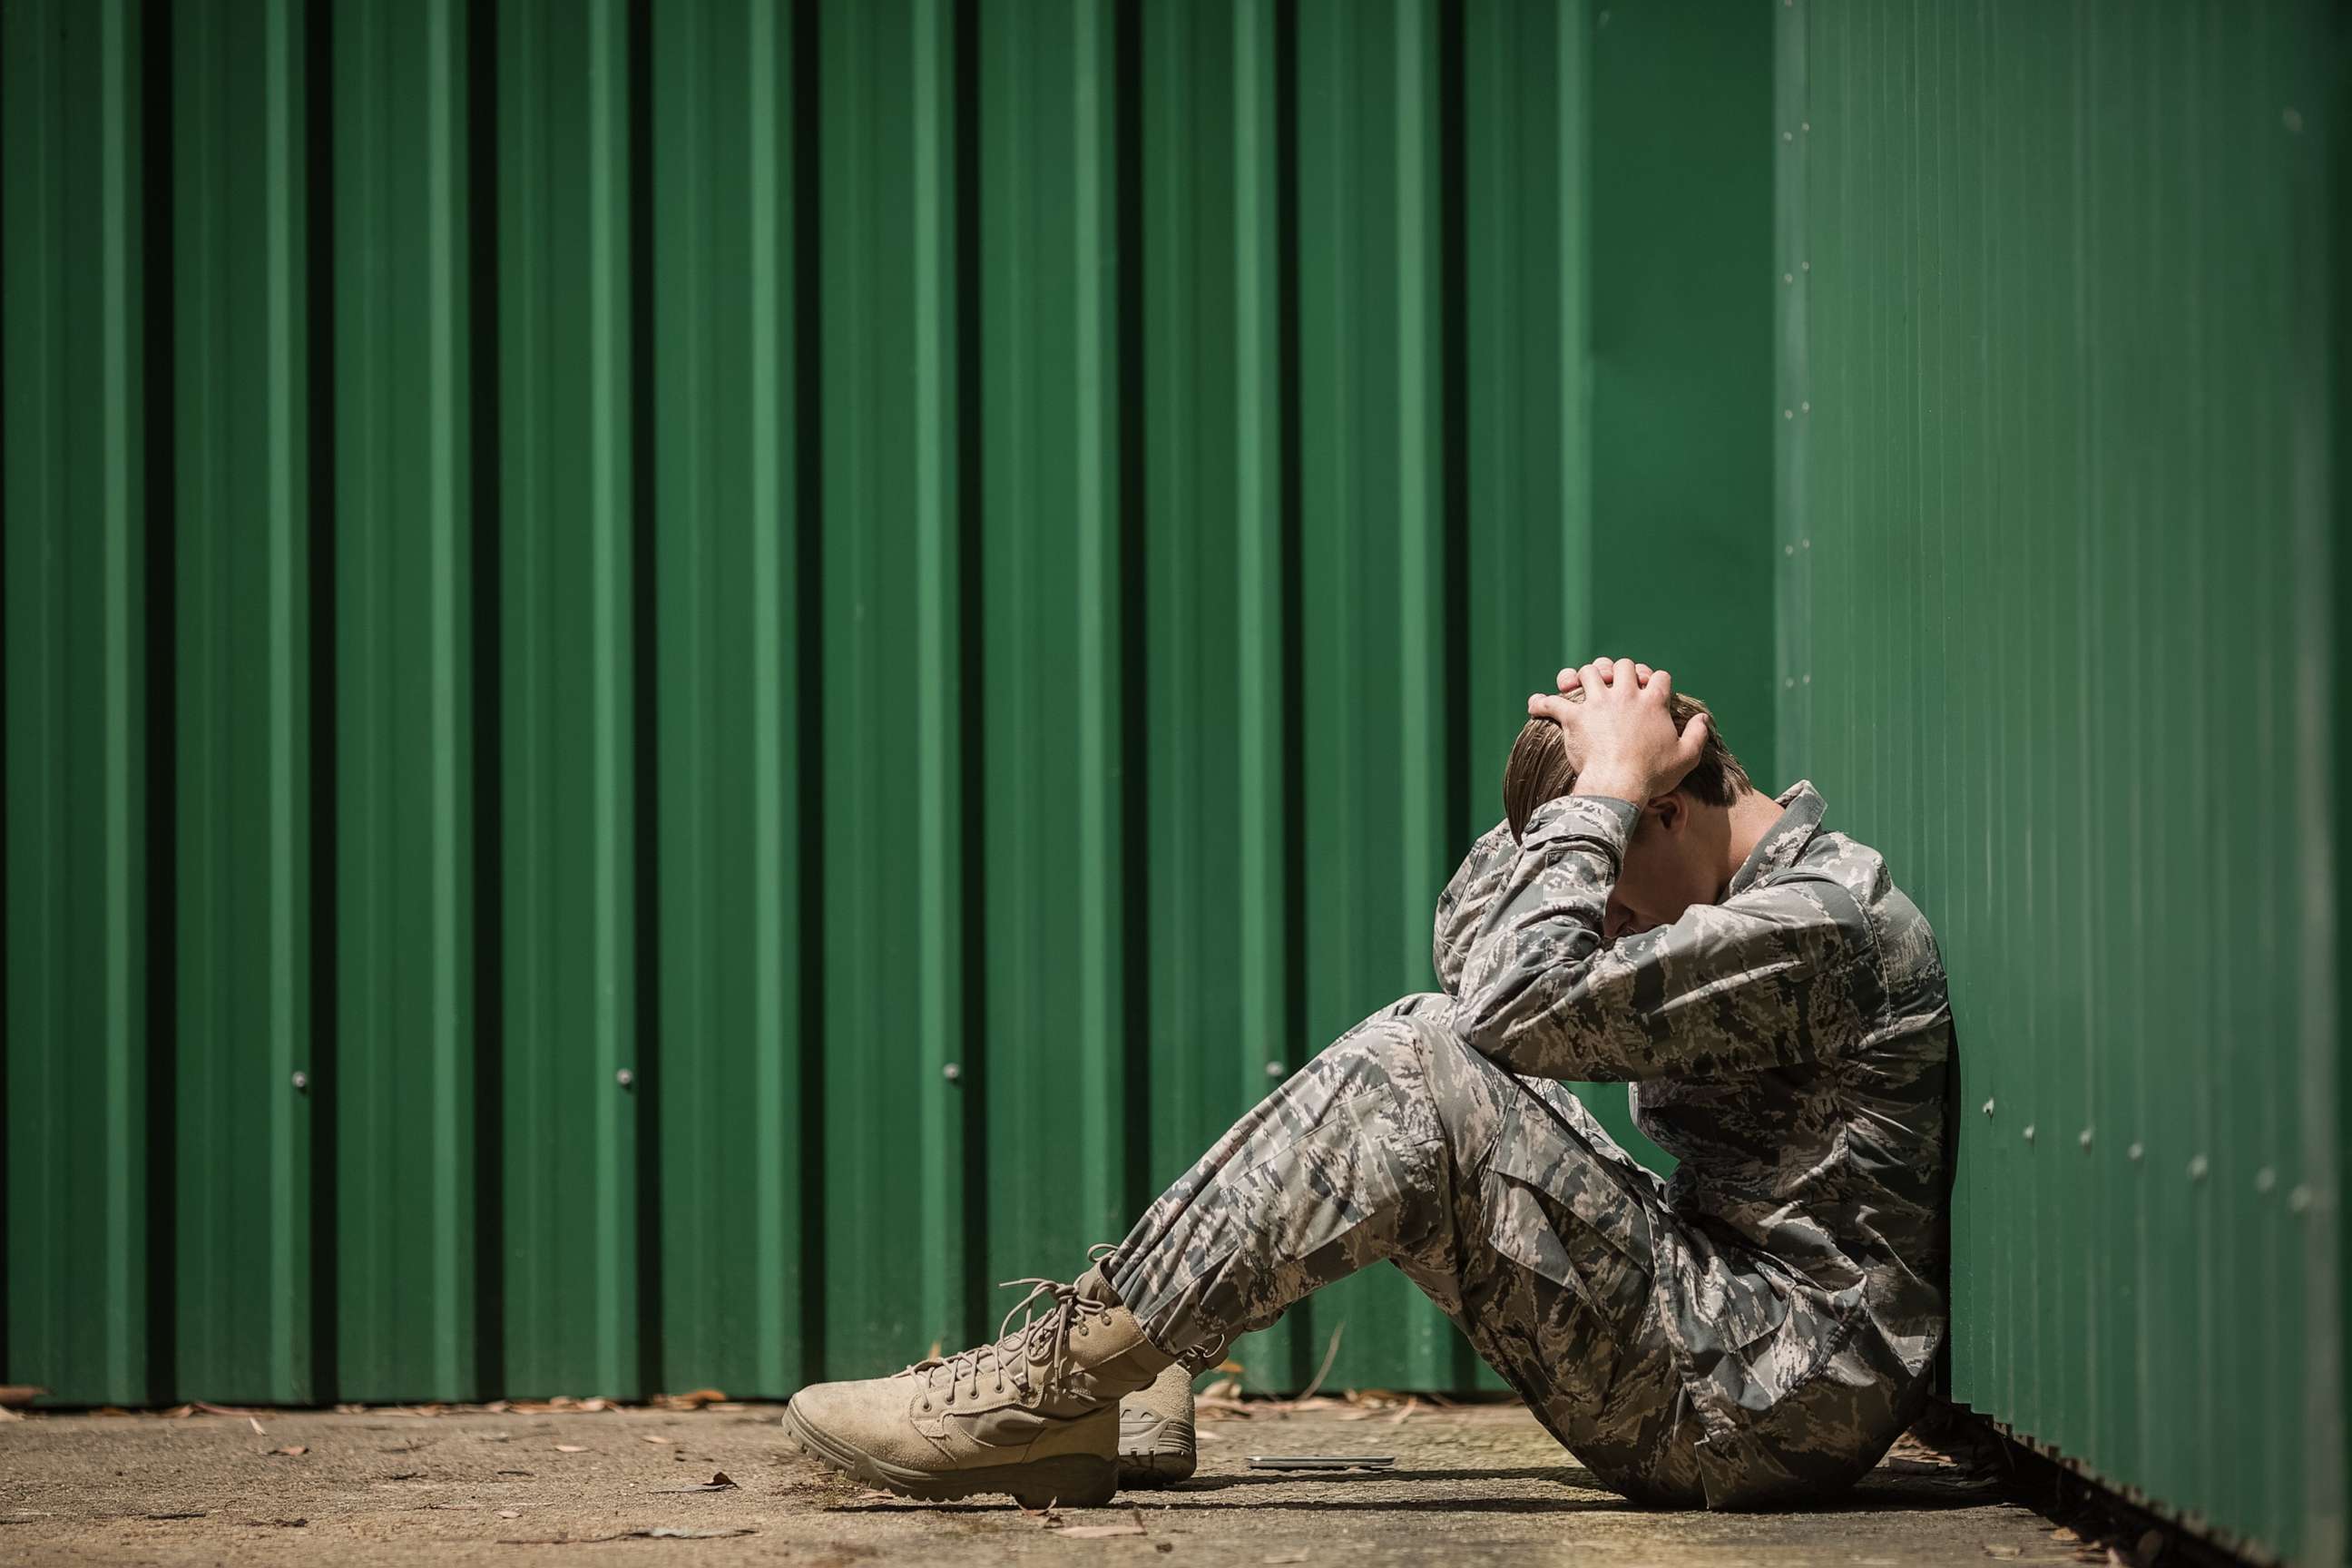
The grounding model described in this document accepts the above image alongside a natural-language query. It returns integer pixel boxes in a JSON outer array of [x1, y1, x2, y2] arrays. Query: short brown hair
[[1502, 691, 1752, 843]]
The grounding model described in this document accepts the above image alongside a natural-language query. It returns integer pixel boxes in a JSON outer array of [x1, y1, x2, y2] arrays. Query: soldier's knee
[[1314, 1010, 1485, 1110]]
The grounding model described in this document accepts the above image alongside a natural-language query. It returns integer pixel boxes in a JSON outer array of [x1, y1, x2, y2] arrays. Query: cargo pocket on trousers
[[1472, 1133, 1659, 1417]]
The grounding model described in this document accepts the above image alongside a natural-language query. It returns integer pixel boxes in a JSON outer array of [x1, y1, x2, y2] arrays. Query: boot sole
[[1117, 1414, 1198, 1487], [1116, 1450, 1198, 1487], [781, 1399, 1120, 1509]]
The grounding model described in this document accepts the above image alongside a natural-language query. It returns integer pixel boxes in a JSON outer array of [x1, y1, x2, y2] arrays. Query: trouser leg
[[1102, 997, 1705, 1504]]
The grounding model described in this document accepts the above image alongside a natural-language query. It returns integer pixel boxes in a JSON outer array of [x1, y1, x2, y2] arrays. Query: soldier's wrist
[[1572, 765, 1649, 805]]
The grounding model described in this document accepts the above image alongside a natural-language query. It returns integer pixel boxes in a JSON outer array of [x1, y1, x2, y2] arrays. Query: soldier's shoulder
[[1790, 828, 1946, 991]]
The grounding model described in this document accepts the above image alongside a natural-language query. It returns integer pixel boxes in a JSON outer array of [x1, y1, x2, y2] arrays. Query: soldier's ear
[[1648, 792, 1688, 834]]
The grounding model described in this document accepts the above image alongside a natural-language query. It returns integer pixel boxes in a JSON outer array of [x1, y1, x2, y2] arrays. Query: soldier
[[782, 657, 1952, 1510]]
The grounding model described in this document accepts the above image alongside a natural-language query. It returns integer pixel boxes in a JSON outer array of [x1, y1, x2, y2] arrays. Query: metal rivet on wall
[[1784, 408, 1795, 419], [1785, 544, 1796, 556], [1801, 121, 1811, 132], [1801, 260, 1811, 271], [1802, 537, 1811, 548], [1782, 130, 1794, 143], [2282, 107, 2303, 133], [1783, 272, 1794, 285], [1981, 1098, 1994, 1118], [2127, 1142, 2144, 1161], [942, 1062, 963, 1083], [1800, 401, 1811, 413], [615, 1068, 635, 1089], [2022, 1123, 2036, 1144], [2288, 1185, 2313, 1212], [1265, 1061, 1287, 1079], [2255, 1168, 2277, 1194], [291, 1071, 310, 1093], [2078, 1128, 2093, 1151], [2187, 1154, 2210, 1181], [1784, 676, 1796, 689]]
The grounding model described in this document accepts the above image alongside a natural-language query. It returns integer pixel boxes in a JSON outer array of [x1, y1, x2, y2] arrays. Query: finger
[[1582, 658, 1612, 692], [1634, 662, 1655, 686], [1612, 657, 1637, 691], [1676, 712, 1710, 768], [1649, 668, 1673, 703], [1528, 692, 1577, 726], [1556, 666, 1583, 693]]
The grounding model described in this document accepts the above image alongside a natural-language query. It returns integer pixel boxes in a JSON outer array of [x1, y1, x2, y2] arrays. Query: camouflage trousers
[[1103, 995, 1885, 1508]]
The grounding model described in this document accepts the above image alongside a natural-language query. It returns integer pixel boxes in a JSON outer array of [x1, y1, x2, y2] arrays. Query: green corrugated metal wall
[[1775, 1, 2346, 1562], [2, 0, 1773, 1411], [11, 0, 2345, 1560]]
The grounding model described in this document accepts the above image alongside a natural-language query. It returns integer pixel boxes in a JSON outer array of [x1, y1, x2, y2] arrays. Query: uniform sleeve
[[1431, 818, 1521, 996], [1454, 793, 1880, 1081]]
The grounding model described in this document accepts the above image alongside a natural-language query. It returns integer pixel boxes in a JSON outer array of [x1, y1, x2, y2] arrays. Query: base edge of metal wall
[[1943, 1401, 2278, 1568]]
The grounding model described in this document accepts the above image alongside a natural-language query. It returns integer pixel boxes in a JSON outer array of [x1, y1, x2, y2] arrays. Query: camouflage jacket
[[1432, 780, 1952, 1465]]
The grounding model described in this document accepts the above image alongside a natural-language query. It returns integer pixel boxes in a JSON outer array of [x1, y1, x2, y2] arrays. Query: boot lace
[[905, 1244, 1121, 1412]]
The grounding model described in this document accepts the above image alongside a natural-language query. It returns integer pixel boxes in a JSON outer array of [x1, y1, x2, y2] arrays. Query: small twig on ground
[[1289, 1323, 1346, 1406]]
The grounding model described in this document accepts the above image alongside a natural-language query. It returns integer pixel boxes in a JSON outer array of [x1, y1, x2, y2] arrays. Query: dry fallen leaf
[[1261, 1554, 1309, 1566], [1983, 1548, 2022, 1562], [554, 1445, 588, 1454], [652, 1388, 730, 1410], [652, 1471, 738, 1494], [639, 1434, 671, 1445], [248, 1417, 266, 1436], [268, 1446, 308, 1457], [497, 1510, 522, 1520], [2052, 1526, 2081, 1543]]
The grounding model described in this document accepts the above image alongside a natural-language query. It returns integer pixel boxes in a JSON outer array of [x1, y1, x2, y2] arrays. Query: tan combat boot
[[781, 1262, 1171, 1507], [1116, 1362, 1198, 1486]]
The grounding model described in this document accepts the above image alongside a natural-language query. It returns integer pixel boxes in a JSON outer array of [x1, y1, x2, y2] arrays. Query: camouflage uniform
[[1105, 781, 1952, 1508]]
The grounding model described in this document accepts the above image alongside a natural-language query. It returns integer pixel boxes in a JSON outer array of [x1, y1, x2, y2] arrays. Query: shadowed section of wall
[[1776, 2, 2343, 1562], [1578, 0, 1777, 1172]]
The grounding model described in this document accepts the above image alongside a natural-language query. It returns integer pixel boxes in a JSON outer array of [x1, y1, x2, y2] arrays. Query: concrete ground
[[0, 1396, 2134, 1567]]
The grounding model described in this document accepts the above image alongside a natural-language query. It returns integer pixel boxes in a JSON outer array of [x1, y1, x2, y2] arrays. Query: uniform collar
[[1725, 779, 1828, 897]]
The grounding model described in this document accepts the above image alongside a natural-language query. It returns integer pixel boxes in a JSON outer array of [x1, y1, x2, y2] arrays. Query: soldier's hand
[[1555, 661, 1652, 695], [1527, 658, 1707, 804]]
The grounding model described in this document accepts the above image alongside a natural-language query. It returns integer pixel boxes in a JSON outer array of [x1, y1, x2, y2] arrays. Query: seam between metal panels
[[1773, 0, 1808, 780], [132, 0, 177, 1408], [2298, 10, 2347, 1556]]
